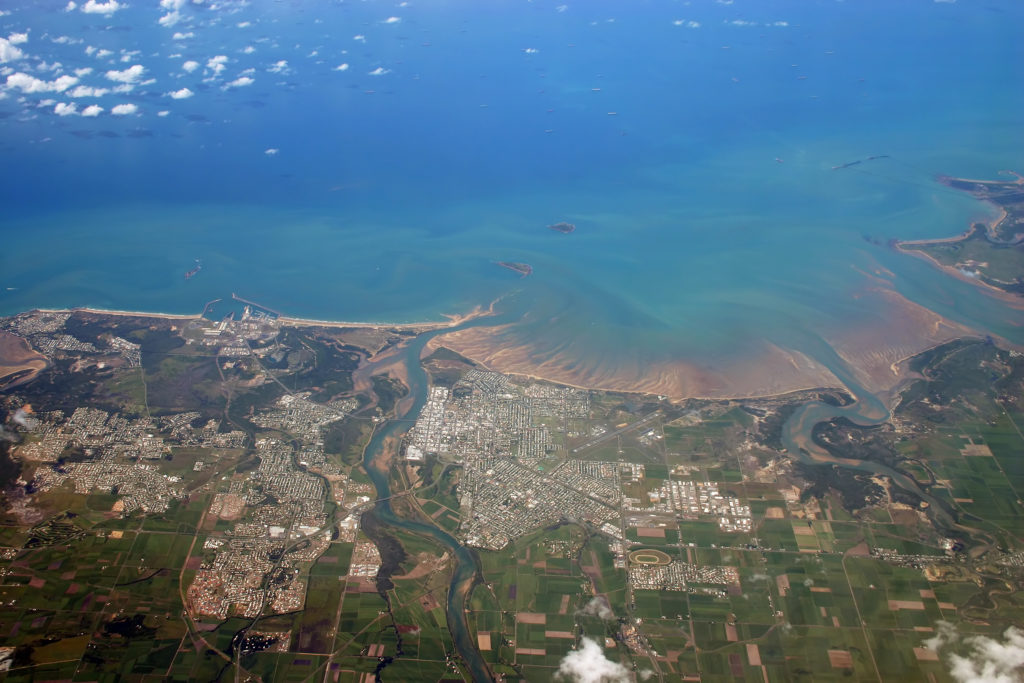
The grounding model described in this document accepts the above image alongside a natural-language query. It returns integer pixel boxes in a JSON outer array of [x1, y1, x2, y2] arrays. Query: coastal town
[[0, 307, 1022, 681]]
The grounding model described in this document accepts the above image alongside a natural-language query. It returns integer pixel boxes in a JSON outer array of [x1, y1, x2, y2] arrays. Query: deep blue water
[[1, 0, 1022, 391]]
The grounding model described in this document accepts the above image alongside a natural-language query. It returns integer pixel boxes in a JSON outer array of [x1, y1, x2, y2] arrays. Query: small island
[[496, 261, 533, 277], [548, 221, 576, 234]]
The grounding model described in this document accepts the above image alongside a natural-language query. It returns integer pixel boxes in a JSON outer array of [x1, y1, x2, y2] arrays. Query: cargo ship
[[185, 259, 202, 280]]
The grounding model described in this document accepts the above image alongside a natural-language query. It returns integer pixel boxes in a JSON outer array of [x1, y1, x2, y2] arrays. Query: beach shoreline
[[27, 304, 495, 331]]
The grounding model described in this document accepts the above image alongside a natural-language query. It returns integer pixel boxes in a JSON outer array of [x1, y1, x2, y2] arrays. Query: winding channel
[[780, 343, 962, 531], [360, 317, 500, 683]]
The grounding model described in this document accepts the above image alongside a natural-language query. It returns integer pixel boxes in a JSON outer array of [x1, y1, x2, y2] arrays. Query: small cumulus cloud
[[82, 103, 103, 116], [54, 102, 77, 116], [236, 21, 252, 28], [157, 109, 170, 116], [65, 1, 77, 11], [368, 66, 389, 76], [81, 0, 124, 16], [159, 12, 182, 27], [523, 47, 538, 54], [577, 596, 614, 620], [264, 148, 278, 155], [111, 102, 138, 115], [223, 75, 253, 88], [353, 34, 366, 42], [242, 45, 256, 54], [68, 85, 110, 97], [74, 67, 93, 77], [556, 638, 630, 683], [266, 60, 288, 74], [8, 33, 29, 46], [172, 31, 194, 40], [0, 38, 25, 63], [673, 19, 700, 28], [167, 87, 192, 99], [557, 4, 568, 12], [925, 622, 1024, 683], [383, 16, 401, 24], [160, 0, 186, 8], [4, 72, 79, 94], [334, 63, 349, 71], [105, 64, 145, 83], [206, 55, 228, 75], [182, 59, 199, 72]]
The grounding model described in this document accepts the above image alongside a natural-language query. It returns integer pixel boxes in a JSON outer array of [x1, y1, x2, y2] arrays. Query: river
[[360, 320, 497, 683], [779, 342, 965, 535]]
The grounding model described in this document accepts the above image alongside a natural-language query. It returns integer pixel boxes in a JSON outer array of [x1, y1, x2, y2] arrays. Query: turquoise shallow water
[[1, 0, 1022, 388]]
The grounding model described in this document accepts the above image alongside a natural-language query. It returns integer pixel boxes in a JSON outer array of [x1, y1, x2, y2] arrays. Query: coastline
[[26, 304, 495, 332], [893, 171, 1023, 306]]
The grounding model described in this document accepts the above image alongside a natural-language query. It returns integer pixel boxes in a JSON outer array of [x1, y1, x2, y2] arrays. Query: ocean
[[1, 0, 1022, 395]]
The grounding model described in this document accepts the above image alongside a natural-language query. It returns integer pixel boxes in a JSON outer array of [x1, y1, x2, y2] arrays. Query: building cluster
[[0, 311, 99, 356], [188, 437, 337, 619], [407, 369, 588, 464], [459, 458, 617, 550], [628, 561, 740, 593], [250, 394, 355, 443], [625, 479, 752, 533], [348, 540, 382, 577], [21, 406, 246, 514], [107, 336, 141, 367]]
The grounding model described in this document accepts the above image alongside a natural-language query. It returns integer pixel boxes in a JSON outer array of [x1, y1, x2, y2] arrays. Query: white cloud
[[383, 16, 401, 24], [206, 55, 228, 74], [577, 597, 614, 620], [105, 64, 145, 83], [160, 0, 186, 8], [159, 11, 182, 27], [267, 60, 288, 74], [236, 21, 251, 28], [673, 19, 700, 28], [172, 31, 194, 40], [556, 638, 630, 683], [557, 4, 568, 11], [54, 102, 77, 116], [8, 33, 29, 46], [223, 75, 253, 88], [111, 83, 135, 93], [74, 67, 94, 77], [182, 59, 199, 72], [81, 0, 124, 16], [772, 21, 789, 27], [69, 85, 110, 97], [157, 109, 170, 116], [368, 66, 389, 76], [242, 46, 256, 54], [167, 87, 193, 99], [65, 1, 78, 10], [334, 63, 349, 71], [730, 19, 758, 26], [0, 38, 25, 63], [4, 72, 79, 93], [925, 622, 1024, 683], [82, 104, 103, 116], [264, 148, 278, 155], [110, 102, 137, 115], [353, 34, 366, 42], [523, 47, 538, 54]]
